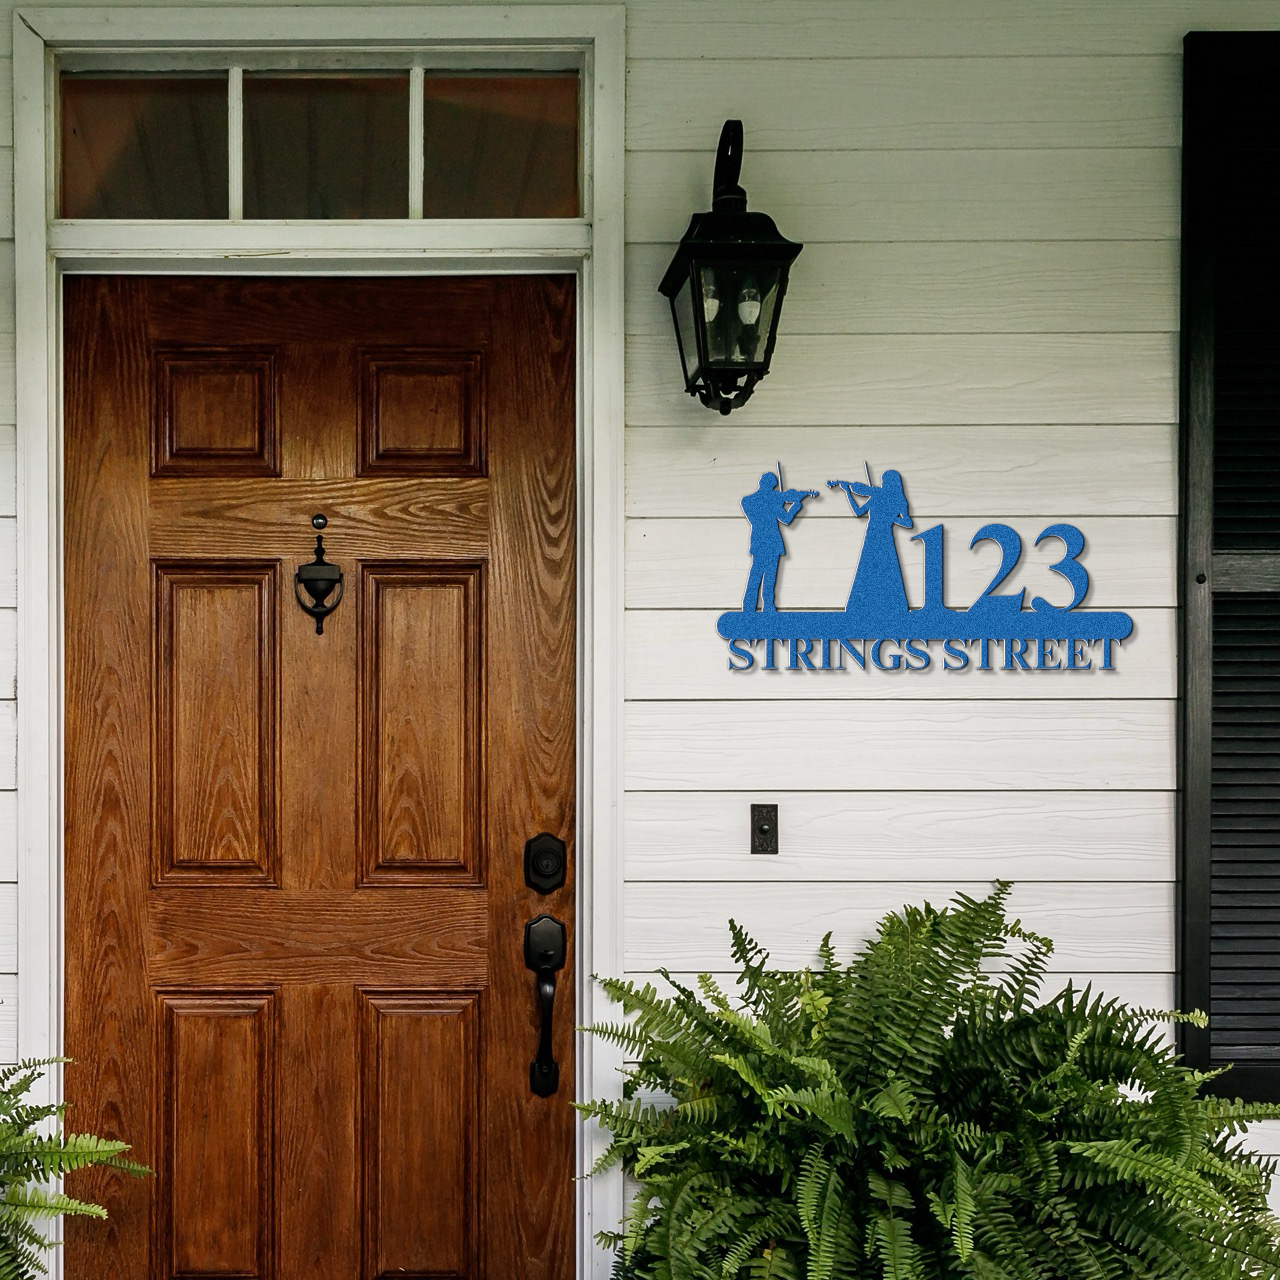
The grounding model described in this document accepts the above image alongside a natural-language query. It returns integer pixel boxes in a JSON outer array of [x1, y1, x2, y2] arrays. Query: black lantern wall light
[[659, 119, 804, 415]]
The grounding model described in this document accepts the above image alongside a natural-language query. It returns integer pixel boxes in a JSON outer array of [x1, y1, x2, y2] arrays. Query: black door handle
[[524, 914, 566, 1097]]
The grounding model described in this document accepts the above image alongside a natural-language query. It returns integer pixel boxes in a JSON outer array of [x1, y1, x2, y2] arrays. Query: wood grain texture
[[64, 277, 156, 1275], [627, 57, 1179, 151], [626, 517, 1175, 609], [148, 478, 489, 557], [627, 242, 1179, 336], [153, 345, 279, 477], [480, 276, 578, 1280], [358, 348, 486, 477], [624, 880, 1174, 971], [624, 0, 1280, 59], [154, 563, 278, 883], [359, 992, 480, 1280], [359, 565, 483, 883], [626, 608, 1175, 701], [625, 426, 1177, 517], [147, 888, 489, 986], [64, 277, 576, 1279], [628, 333, 1177, 426], [626, 149, 1178, 245], [159, 993, 274, 1279], [625, 790, 1173, 882], [626, 700, 1175, 791]]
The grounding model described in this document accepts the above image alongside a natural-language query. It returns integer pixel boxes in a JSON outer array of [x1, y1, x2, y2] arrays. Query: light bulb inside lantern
[[737, 281, 762, 326], [702, 279, 720, 323]]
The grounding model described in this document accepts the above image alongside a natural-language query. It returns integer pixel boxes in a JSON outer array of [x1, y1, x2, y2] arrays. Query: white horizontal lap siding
[[625, 882, 1174, 972], [625, 0, 1280, 59], [627, 243, 1181, 336], [625, 791, 1174, 882], [620, 11, 1192, 1046], [627, 701, 1174, 792], [626, 57, 1180, 153], [628, 334, 1177, 426], [628, 150, 1179, 245]]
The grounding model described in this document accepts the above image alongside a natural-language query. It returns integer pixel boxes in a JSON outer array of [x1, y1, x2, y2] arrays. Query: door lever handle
[[524, 914, 566, 1097]]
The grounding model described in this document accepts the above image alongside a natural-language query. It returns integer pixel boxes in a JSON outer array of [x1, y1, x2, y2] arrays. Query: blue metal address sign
[[718, 465, 1134, 673]]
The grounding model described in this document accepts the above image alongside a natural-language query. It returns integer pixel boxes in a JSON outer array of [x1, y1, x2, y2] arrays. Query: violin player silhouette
[[827, 465, 913, 619], [739, 463, 818, 612], [717, 461, 1134, 652]]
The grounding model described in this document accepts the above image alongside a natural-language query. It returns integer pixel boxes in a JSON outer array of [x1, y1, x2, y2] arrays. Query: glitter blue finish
[[717, 467, 1133, 653]]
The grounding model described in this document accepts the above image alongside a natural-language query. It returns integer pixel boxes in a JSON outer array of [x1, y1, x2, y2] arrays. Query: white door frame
[[13, 8, 625, 1276]]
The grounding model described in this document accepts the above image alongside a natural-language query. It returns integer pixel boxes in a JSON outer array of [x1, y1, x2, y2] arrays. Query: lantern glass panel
[[697, 264, 783, 371], [670, 272, 701, 387]]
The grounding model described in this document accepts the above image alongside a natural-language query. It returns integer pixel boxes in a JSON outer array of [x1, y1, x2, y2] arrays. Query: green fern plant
[[580, 883, 1280, 1280], [0, 1058, 148, 1280]]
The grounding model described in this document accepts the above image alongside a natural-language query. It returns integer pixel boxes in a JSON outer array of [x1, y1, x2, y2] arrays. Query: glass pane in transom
[[422, 74, 580, 218], [60, 75, 229, 219], [243, 75, 410, 219]]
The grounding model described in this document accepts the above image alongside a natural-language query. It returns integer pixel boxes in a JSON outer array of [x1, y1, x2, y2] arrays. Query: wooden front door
[[63, 276, 576, 1280]]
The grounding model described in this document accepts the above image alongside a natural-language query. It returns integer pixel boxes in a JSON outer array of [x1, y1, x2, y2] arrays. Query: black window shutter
[[1181, 32, 1280, 1099]]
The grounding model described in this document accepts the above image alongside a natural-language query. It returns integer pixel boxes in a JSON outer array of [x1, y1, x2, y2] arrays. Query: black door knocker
[[294, 514, 344, 635]]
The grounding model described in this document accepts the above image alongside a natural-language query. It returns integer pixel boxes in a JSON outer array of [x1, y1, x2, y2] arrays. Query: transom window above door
[[60, 69, 581, 220]]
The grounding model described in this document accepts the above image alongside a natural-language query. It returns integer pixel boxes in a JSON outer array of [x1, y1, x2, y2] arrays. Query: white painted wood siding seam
[[626, 149, 1179, 244], [626, 699, 1176, 791], [626, 57, 1180, 152], [626, 334, 1178, 426], [624, 789, 1174, 882], [625, 427, 1178, 516], [624, 0, 1280, 59], [624, 880, 1174, 971], [626, 243, 1180, 336]]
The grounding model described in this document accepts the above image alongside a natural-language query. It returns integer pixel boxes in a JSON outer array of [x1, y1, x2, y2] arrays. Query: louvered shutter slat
[[1211, 594, 1280, 1058]]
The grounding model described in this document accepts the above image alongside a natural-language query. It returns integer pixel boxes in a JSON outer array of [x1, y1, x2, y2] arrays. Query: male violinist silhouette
[[740, 470, 817, 611]]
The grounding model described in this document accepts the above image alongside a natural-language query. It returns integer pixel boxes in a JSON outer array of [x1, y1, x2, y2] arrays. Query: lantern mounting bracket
[[711, 119, 746, 212]]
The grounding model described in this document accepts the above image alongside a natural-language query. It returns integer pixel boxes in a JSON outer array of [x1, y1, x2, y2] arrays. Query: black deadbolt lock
[[524, 833, 567, 894]]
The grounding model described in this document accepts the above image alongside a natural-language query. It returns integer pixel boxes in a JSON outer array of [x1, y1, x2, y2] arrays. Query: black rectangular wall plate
[[751, 803, 779, 855]]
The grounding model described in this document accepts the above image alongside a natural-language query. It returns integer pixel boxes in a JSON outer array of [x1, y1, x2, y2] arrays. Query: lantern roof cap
[[658, 120, 802, 298], [658, 209, 802, 297]]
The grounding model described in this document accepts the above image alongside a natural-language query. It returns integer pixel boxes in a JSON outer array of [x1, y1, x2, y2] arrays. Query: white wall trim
[[12, 8, 625, 1278]]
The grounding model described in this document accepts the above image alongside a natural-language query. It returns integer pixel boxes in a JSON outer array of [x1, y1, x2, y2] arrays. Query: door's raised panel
[[153, 347, 279, 477], [359, 565, 483, 884], [358, 992, 480, 1280], [358, 349, 486, 477], [157, 993, 275, 1280], [154, 563, 279, 883]]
